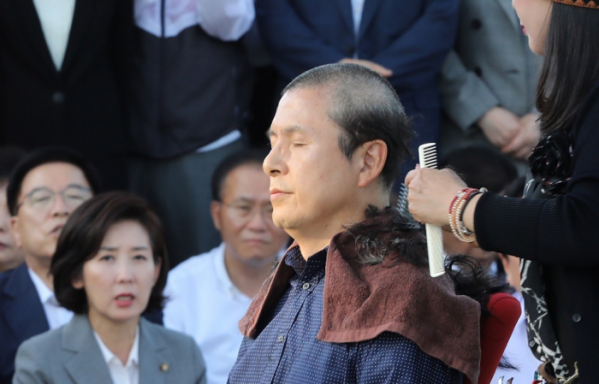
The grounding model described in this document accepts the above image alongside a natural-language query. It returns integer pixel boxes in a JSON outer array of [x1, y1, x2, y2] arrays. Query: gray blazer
[[438, 0, 542, 157], [12, 315, 206, 384]]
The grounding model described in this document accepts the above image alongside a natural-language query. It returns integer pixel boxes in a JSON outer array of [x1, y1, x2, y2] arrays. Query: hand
[[404, 167, 467, 227], [339, 58, 393, 77], [477, 107, 521, 148], [502, 113, 541, 160]]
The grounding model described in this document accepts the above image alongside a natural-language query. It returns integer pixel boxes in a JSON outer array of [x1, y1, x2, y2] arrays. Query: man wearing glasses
[[0, 147, 100, 384], [163, 149, 289, 384]]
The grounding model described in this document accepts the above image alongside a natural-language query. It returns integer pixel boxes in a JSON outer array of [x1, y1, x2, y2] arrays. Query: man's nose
[[263, 145, 285, 176], [246, 207, 270, 231], [50, 194, 71, 216]]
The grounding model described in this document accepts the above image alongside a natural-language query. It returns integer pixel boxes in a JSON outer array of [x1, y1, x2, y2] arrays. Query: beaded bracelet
[[449, 188, 477, 242], [448, 188, 486, 242]]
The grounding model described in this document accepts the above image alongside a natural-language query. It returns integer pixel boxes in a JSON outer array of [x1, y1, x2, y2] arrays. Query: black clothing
[[129, 26, 250, 159], [0, 0, 132, 190], [475, 83, 599, 383]]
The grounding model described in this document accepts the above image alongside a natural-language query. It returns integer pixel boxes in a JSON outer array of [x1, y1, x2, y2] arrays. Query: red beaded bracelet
[[448, 188, 486, 242]]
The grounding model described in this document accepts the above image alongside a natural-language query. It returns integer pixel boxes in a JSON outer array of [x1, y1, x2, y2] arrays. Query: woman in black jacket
[[405, 0, 599, 382]]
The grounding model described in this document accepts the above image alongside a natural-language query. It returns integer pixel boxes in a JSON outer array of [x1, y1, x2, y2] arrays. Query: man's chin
[[273, 213, 298, 232]]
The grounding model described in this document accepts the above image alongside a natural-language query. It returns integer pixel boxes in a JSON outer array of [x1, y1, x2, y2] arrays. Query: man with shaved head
[[228, 64, 481, 384]]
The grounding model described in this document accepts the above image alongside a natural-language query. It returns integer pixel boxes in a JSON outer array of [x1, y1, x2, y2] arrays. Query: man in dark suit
[[255, 0, 460, 177], [0, 148, 100, 384], [0, 1, 132, 190]]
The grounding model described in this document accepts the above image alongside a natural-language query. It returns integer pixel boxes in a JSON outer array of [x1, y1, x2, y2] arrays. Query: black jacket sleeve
[[475, 84, 599, 267]]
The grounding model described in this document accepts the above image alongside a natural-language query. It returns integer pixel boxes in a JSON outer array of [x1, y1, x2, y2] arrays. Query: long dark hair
[[343, 206, 508, 304], [537, 3, 599, 134], [343, 206, 515, 369]]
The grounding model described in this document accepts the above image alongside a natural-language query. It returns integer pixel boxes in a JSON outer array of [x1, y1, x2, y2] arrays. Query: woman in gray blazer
[[13, 193, 207, 384]]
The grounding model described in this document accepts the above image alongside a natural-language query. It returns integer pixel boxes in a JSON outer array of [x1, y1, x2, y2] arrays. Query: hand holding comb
[[418, 143, 445, 277]]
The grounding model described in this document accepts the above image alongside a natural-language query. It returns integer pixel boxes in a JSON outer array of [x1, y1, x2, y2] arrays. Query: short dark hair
[[51, 192, 169, 314], [440, 146, 518, 193], [283, 63, 413, 189], [0, 146, 26, 184], [211, 148, 269, 202], [537, 3, 599, 134], [7, 147, 102, 215]]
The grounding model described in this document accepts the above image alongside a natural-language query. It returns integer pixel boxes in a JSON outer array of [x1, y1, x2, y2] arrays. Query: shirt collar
[[94, 327, 140, 367], [27, 267, 57, 306], [284, 246, 327, 278], [216, 243, 286, 301]]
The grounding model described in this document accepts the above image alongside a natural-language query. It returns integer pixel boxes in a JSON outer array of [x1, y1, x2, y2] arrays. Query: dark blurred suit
[[0, 264, 48, 384], [256, 0, 460, 174], [0, 0, 132, 189]]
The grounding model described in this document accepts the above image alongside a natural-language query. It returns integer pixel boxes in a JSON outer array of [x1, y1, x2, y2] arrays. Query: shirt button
[[302, 282, 310, 290], [277, 335, 285, 343], [52, 92, 65, 104], [572, 313, 582, 323]]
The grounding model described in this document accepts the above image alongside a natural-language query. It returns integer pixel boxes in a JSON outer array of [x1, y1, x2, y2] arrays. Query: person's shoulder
[[17, 326, 63, 357], [140, 320, 206, 379], [141, 318, 197, 346], [168, 246, 220, 281], [0, 268, 13, 291], [573, 83, 599, 144], [0, 263, 25, 287], [0, 264, 32, 308], [577, 83, 599, 123], [141, 318, 193, 342]]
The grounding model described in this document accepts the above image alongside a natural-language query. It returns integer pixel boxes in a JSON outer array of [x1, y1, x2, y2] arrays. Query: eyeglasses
[[223, 201, 274, 221], [18, 186, 92, 212]]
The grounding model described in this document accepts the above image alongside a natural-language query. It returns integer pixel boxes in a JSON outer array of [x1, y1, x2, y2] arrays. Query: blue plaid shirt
[[228, 247, 463, 384]]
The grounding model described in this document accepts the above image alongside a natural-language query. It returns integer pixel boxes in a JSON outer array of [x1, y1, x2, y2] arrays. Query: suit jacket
[[256, 0, 460, 160], [438, 0, 542, 157], [0, 263, 48, 384], [0, 0, 133, 189], [13, 314, 207, 384]]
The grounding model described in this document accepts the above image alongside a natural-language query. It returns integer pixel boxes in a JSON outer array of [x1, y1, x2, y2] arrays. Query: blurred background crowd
[[0, 0, 544, 383]]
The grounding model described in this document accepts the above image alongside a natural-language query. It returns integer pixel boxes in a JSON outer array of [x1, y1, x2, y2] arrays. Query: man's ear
[[210, 201, 222, 231], [10, 216, 22, 249], [356, 140, 387, 188]]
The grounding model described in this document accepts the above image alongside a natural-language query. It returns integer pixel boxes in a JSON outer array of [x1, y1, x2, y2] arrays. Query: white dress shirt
[[351, 0, 366, 36], [94, 328, 140, 384], [163, 243, 252, 384], [28, 268, 73, 330], [32, 0, 76, 70], [134, 0, 254, 40]]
